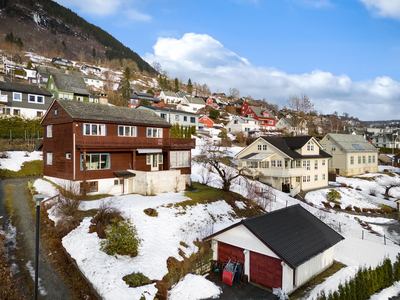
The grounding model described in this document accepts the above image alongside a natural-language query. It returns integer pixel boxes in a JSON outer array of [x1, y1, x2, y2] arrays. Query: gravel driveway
[[0, 177, 74, 300]]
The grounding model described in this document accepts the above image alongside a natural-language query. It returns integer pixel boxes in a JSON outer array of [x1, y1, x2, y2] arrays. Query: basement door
[[217, 241, 245, 264], [250, 251, 282, 290]]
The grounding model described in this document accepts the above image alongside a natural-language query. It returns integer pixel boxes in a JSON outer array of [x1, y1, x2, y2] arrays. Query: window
[[368, 156, 371, 163], [307, 141, 314, 151], [322, 174, 326, 180], [358, 156, 361, 164], [13, 92, 22, 101], [277, 160, 282, 167], [322, 160, 326, 166], [66, 152, 71, 159], [263, 145, 267, 151], [315, 160, 318, 169], [28, 94, 45, 104], [331, 145, 336, 151], [131, 99, 139, 104], [269, 120, 273, 125], [296, 177, 300, 182], [146, 154, 163, 168], [296, 160, 301, 168], [362, 156, 366, 164], [118, 125, 137, 137], [46, 152, 53, 165], [303, 160, 310, 170], [54, 108, 58, 116], [184, 116, 187, 122], [307, 175, 310, 182], [190, 117, 196, 123], [160, 113, 167, 120], [260, 161, 269, 168], [322, 144, 326, 151], [373, 155, 376, 163], [114, 179, 123, 185], [176, 115, 180, 121], [146, 127, 163, 138], [350, 156, 354, 164], [47, 125, 53, 138], [37, 111, 43, 117], [170, 151, 190, 168], [84, 123, 106, 136], [82, 153, 110, 170], [13, 109, 20, 116], [271, 160, 276, 167], [258, 145, 262, 151], [315, 175, 318, 181]]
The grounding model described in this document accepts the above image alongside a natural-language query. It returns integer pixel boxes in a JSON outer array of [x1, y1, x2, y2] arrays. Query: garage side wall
[[294, 246, 335, 290]]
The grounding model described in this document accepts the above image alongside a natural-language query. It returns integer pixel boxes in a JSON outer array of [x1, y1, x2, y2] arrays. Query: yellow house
[[320, 133, 378, 176], [235, 136, 331, 196]]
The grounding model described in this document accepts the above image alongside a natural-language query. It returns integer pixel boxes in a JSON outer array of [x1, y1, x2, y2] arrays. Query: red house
[[241, 103, 276, 128], [41, 99, 195, 195], [199, 115, 215, 128]]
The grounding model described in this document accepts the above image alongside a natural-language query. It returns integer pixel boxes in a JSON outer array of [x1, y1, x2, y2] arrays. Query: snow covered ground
[[0, 151, 42, 171], [4, 142, 400, 299]]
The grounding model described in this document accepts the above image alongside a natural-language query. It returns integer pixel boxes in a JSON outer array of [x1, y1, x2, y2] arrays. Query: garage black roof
[[205, 204, 344, 269]]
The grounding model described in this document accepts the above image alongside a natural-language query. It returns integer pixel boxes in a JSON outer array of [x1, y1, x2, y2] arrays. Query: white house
[[226, 116, 260, 136], [159, 91, 182, 104], [275, 117, 308, 136], [235, 136, 331, 196], [83, 74, 104, 90], [320, 133, 378, 176], [204, 204, 344, 295], [136, 105, 199, 129], [178, 95, 206, 113]]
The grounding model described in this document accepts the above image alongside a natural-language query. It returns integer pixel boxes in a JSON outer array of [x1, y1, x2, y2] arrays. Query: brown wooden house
[[41, 99, 195, 195]]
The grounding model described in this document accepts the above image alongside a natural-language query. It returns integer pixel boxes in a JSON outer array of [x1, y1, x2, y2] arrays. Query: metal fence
[[0, 130, 43, 139]]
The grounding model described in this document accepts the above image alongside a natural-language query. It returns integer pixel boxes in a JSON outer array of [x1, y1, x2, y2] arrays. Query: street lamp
[[33, 194, 45, 300]]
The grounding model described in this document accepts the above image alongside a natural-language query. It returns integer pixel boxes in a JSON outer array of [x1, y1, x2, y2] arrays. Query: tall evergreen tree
[[121, 66, 131, 105], [174, 78, 179, 93], [187, 78, 193, 94]]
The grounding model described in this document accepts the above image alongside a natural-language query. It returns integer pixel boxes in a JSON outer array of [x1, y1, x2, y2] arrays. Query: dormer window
[[307, 141, 314, 151]]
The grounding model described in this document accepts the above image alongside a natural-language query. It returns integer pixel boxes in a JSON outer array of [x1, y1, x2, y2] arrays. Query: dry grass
[[89, 201, 124, 238]]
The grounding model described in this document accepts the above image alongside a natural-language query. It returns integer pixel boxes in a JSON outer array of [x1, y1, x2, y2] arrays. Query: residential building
[[226, 116, 260, 136], [128, 92, 164, 108], [52, 57, 73, 68], [320, 133, 378, 176], [0, 81, 52, 118], [46, 71, 90, 102], [178, 95, 206, 113], [235, 136, 331, 196], [136, 105, 199, 129], [198, 115, 214, 128], [241, 103, 276, 129], [83, 74, 104, 90], [81, 64, 101, 73], [275, 117, 308, 136], [204, 204, 344, 295], [372, 132, 399, 149], [41, 99, 195, 196], [158, 91, 182, 104]]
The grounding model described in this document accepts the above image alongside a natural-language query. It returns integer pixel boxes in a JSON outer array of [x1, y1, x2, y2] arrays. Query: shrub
[[322, 201, 332, 209], [356, 186, 362, 191], [340, 183, 347, 187], [354, 206, 361, 212], [90, 202, 124, 238], [380, 206, 393, 214], [123, 272, 152, 288], [326, 189, 342, 204], [100, 219, 141, 257], [144, 208, 158, 217], [209, 109, 220, 120], [369, 187, 378, 196], [333, 203, 341, 209], [54, 196, 83, 237], [345, 205, 353, 211]]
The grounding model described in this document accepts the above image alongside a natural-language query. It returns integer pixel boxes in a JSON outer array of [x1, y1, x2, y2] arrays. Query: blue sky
[[53, 0, 400, 121]]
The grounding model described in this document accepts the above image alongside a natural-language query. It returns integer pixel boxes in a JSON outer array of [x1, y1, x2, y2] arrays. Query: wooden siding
[[250, 251, 282, 289]]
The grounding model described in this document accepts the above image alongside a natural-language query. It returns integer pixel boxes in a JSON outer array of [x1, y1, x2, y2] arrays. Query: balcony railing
[[75, 136, 195, 149], [256, 167, 306, 178]]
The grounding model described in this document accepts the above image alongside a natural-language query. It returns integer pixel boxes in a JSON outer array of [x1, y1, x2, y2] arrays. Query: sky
[[51, 0, 400, 121]]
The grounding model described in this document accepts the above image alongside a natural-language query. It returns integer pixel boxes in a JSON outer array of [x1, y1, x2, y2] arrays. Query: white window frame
[[66, 152, 71, 159], [146, 127, 163, 138], [170, 151, 190, 168], [83, 123, 106, 136], [307, 141, 314, 151], [47, 125, 53, 138], [82, 153, 110, 170], [315, 160, 318, 169], [46, 152, 53, 165], [258, 145, 262, 151], [350, 156, 354, 165], [28, 94, 45, 104], [271, 160, 276, 167], [13, 92, 22, 102], [277, 160, 282, 168], [118, 125, 137, 137]]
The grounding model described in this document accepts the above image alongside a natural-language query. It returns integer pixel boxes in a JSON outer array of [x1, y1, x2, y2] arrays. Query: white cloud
[[359, 0, 400, 20], [144, 33, 400, 121]]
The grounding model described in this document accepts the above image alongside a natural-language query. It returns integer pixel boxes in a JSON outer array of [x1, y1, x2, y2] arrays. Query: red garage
[[204, 204, 344, 295]]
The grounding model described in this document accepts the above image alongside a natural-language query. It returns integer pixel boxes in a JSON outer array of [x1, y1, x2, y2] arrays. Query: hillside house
[[236, 136, 331, 196], [128, 92, 164, 108], [320, 133, 378, 176], [41, 99, 195, 196], [136, 105, 199, 129], [198, 115, 214, 128], [226, 116, 260, 136], [275, 117, 308, 136], [52, 57, 73, 68], [372, 132, 399, 149], [0, 81, 52, 118], [241, 103, 276, 129], [159, 91, 182, 104], [46, 72, 90, 102], [204, 204, 344, 295], [81, 64, 101, 73], [83, 74, 104, 91], [178, 95, 206, 113], [205, 97, 218, 109]]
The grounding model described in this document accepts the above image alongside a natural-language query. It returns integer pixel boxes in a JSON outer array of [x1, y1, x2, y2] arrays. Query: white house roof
[[240, 153, 274, 161], [325, 133, 378, 153]]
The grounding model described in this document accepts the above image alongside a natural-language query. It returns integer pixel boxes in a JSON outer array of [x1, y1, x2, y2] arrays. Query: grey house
[[0, 81, 52, 118], [136, 105, 199, 129]]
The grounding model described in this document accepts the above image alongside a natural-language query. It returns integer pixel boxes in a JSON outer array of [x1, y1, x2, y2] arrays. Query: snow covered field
[[3, 144, 400, 299]]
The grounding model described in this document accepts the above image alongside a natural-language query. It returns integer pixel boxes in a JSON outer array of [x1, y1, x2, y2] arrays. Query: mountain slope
[[0, 0, 154, 73]]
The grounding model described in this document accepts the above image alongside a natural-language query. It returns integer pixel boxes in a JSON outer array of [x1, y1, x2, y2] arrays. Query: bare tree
[[229, 88, 240, 99], [376, 176, 400, 198], [286, 93, 315, 135], [152, 61, 162, 74], [193, 138, 242, 191], [245, 179, 275, 211]]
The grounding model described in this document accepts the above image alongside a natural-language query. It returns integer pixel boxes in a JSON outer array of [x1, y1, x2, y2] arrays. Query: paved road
[[0, 177, 74, 300]]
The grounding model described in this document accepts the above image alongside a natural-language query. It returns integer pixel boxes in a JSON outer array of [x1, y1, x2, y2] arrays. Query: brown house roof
[[54, 99, 171, 127]]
